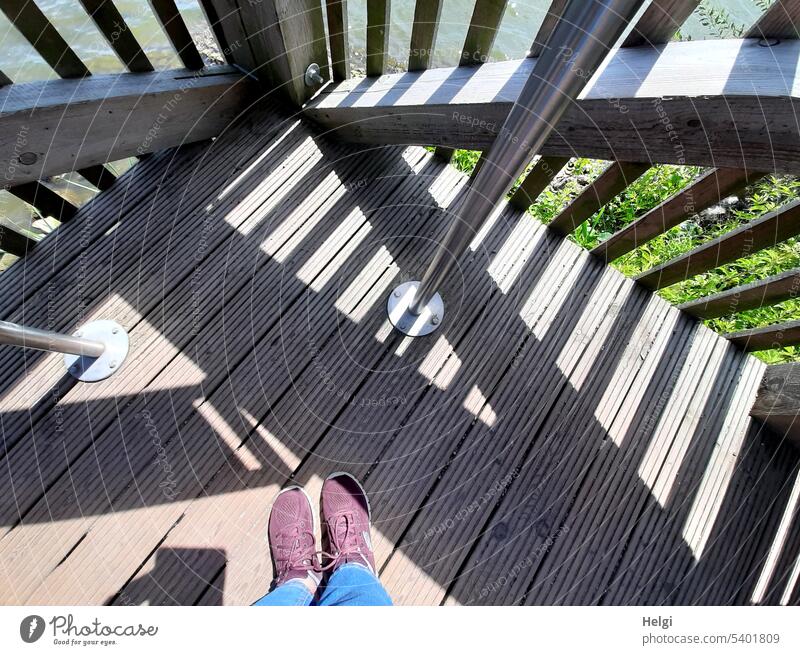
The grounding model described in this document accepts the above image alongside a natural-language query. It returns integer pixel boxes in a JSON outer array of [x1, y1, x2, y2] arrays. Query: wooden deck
[[1, 100, 799, 606]]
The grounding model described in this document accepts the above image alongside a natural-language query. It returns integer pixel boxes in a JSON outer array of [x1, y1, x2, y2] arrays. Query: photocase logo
[[20, 615, 45, 643]]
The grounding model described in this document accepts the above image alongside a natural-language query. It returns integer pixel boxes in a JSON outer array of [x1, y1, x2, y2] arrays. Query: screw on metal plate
[[304, 63, 325, 87], [18, 152, 38, 165]]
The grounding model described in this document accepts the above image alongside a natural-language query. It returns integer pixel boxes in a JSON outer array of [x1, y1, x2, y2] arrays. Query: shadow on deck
[[0, 100, 798, 606]]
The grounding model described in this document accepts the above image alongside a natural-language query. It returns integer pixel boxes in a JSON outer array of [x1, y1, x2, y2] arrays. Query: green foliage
[[696, 1, 745, 38]]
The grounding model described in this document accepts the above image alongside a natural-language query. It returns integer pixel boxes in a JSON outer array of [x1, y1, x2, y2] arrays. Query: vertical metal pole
[[387, 0, 647, 336]]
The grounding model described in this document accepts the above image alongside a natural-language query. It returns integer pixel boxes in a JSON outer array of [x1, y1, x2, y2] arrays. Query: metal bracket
[[64, 320, 130, 382], [387, 281, 444, 337], [304, 62, 324, 87]]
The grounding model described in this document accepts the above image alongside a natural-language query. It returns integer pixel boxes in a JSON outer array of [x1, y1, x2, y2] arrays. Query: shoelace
[[275, 526, 318, 582], [315, 513, 367, 572]]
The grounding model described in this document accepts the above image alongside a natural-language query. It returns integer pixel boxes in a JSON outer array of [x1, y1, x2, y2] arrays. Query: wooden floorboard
[[1, 104, 798, 605]]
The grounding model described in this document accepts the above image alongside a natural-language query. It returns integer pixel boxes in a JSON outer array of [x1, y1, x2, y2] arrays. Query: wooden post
[[752, 363, 800, 447], [201, 0, 328, 106]]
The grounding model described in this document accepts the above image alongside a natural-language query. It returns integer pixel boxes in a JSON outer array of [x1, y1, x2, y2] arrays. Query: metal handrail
[[387, 0, 648, 337]]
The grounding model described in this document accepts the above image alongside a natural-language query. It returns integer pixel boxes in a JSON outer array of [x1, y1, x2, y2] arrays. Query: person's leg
[[253, 486, 320, 607], [253, 580, 314, 606], [318, 472, 393, 606], [317, 563, 392, 606]]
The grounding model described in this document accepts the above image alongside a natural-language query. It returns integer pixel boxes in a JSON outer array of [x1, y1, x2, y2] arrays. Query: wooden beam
[[325, 0, 350, 81], [0, 0, 90, 78], [508, 156, 568, 210], [529, 0, 568, 58], [751, 363, 800, 447], [366, 0, 390, 76], [408, 0, 443, 71], [79, 0, 153, 72], [77, 164, 117, 192], [593, 168, 763, 262], [0, 222, 35, 257], [7, 182, 78, 223], [680, 268, 800, 319], [746, 0, 800, 39], [149, 0, 205, 70], [0, 66, 251, 187], [304, 39, 800, 173], [234, 0, 329, 105], [727, 320, 800, 352], [548, 162, 649, 235], [636, 199, 800, 290], [622, 0, 700, 47], [461, 0, 507, 66]]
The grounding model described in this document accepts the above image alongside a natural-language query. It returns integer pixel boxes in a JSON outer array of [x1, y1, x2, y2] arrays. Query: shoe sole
[[324, 471, 372, 521]]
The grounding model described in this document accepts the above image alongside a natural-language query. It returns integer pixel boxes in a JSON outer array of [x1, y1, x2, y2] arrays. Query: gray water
[[0, 0, 769, 81]]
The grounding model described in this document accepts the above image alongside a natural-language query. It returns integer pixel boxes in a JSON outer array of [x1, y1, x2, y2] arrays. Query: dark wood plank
[[79, 0, 153, 72], [680, 267, 800, 319], [408, 0, 443, 71], [325, 0, 350, 81], [366, 0, 390, 76], [751, 363, 800, 447], [593, 168, 762, 262], [727, 320, 800, 352], [0, 66, 251, 186], [636, 199, 800, 290], [149, 0, 205, 70], [0, 68, 11, 86], [0, 0, 90, 78], [529, 0, 568, 57], [8, 182, 78, 223], [461, 0, 507, 66], [0, 222, 35, 257], [623, 0, 701, 47], [508, 155, 568, 210], [746, 0, 800, 39], [76, 164, 117, 192], [198, 0, 259, 70], [304, 41, 800, 173], [548, 162, 649, 235]]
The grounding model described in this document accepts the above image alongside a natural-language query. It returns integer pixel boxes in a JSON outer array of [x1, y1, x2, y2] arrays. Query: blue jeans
[[253, 563, 393, 606]]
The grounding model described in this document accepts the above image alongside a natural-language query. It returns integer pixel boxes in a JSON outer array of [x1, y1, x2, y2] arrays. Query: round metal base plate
[[387, 281, 444, 337], [64, 320, 130, 382]]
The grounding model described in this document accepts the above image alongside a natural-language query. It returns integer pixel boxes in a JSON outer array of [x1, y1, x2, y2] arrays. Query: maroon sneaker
[[268, 486, 321, 588], [320, 472, 377, 574]]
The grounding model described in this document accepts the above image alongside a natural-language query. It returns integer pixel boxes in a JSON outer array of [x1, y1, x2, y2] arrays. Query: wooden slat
[[636, 199, 800, 290], [0, 66, 251, 187], [8, 182, 78, 223], [680, 268, 800, 319], [622, 0, 701, 47], [198, 0, 258, 71], [407, 0, 443, 71], [79, 1, 153, 73], [0, 68, 11, 86], [593, 168, 762, 262], [0, 223, 35, 257], [461, 0, 507, 66], [746, 0, 800, 39], [529, 0, 568, 57], [76, 164, 117, 192], [548, 161, 649, 235], [508, 155, 568, 210], [149, 0, 205, 70], [751, 363, 800, 446], [727, 320, 800, 351], [366, 0, 390, 76], [325, 0, 350, 81], [304, 40, 800, 173], [0, 0, 90, 78]]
